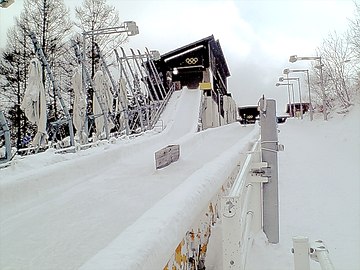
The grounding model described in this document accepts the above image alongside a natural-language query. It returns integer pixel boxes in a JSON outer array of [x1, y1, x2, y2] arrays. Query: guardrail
[[222, 140, 267, 270], [222, 97, 281, 270], [162, 98, 281, 270]]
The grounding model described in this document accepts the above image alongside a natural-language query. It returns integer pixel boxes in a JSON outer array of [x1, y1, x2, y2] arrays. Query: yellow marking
[[199, 82, 212, 90]]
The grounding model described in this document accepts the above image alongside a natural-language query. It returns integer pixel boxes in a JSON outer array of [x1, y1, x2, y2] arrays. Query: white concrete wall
[[201, 94, 237, 130]]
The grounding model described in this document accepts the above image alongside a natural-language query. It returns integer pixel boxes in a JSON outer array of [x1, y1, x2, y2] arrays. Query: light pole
[[279, 76, 303, 119], [83, 21, 139, 77], [284, 68, 313, 121], [289, 55, 327, 120], [276, 82, 294, 117]]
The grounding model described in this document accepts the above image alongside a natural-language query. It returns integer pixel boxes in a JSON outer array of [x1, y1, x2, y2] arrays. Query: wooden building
[[153, 35, 230, 95], [152, 35, 236, 129]]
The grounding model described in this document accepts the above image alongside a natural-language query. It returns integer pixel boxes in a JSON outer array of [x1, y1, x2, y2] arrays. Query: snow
[[247, 106, 360, 270], [1, 87, 359, 270], [0, 87, 255, 269]]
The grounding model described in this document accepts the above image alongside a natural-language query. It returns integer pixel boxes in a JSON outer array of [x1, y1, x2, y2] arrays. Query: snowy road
[[0, 88, 255, 270]]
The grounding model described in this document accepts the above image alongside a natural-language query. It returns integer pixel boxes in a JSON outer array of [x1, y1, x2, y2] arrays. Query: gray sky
[[0, 0, 355, 112]]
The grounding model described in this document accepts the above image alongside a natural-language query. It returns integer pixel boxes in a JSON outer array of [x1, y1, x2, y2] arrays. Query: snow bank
[[246, 105, 360, 270]]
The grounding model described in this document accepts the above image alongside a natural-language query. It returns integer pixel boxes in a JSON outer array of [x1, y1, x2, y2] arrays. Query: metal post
[[71, 40, 109, 140], [145, 47, 167, 100], [296, 78, 303, 119], [136, 49, 161, 102], [286, 74, 293, 117], [120, 47, 145, 132], [305, 70, 314, 121], [94, 43, 130, 135], [259, 98, 279, 244], [287, 86, 292, 117], [290, 83, 296, 117], [319, 57, 328, 120]]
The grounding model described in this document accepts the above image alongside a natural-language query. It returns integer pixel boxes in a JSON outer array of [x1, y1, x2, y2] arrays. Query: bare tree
[[75, 0, 128, 78], [18, 0, 73, 119], [0, 0, 73, 148], [320, 31, 353, 108], [349, 1, 360, 59], [0, 26, 32, 148], [309, 31, 357, 111]]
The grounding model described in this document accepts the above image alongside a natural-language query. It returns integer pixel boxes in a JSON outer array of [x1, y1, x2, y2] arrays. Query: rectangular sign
[[155, 144, 180, 169]]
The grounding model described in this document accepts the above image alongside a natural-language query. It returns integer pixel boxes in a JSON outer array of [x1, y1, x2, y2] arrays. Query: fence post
[[292, 236, 311, 270], [259, 98, 279, 244]]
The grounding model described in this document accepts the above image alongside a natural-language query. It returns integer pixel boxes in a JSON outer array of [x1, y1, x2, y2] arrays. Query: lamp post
[[289, 55, 327, 120], [284, 68, 313, 121], [276, 82, 294, 117], [279, 76, 303, 119], [83, 21, 139, 77]]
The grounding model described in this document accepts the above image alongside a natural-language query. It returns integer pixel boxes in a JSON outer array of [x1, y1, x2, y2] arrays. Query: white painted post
[[222, 196, 242, 269], [292, 236, 311, 270]]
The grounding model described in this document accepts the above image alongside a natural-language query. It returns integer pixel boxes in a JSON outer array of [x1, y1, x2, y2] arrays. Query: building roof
[[160, 35, 230, 77]]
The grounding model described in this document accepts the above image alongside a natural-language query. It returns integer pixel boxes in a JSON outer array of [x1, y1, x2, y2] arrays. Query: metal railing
[[292, 236, 335, 270], [222, 139, 267, 270]]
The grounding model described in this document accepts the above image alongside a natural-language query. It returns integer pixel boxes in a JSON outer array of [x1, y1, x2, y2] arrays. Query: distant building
[[286, 103, 310, 117], [152, 35, 236, 129], [238, 106, 259, 124]]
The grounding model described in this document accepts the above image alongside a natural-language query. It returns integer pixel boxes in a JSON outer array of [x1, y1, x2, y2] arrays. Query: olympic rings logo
[[185, 57, 198, 65]]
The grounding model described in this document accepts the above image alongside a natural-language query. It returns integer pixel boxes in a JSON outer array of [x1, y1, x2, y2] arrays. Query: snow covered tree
[[317, 31, 355, 109], [349, 2, 360, 59], [349, 1, 360, 103]]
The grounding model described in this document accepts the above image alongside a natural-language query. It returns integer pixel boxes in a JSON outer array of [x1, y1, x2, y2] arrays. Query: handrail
[[150, 83, 175, 130], [222, 138, 265, 270], [292, 237, 335, 270], [229, 140, 260, 197]]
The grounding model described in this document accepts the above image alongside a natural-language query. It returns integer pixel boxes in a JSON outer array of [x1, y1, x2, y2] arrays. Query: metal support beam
[[94, 43, 130, 135], [259, 98, 279, 244], [120, 47, 145, 132], [71, 40, 110, 140]]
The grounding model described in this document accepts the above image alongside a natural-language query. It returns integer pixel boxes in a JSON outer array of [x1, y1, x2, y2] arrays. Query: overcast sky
[[0, 0, 356, 112]]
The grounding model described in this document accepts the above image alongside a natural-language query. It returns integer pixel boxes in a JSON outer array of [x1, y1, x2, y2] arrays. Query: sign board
[[155, 144, 180, 169], [199, 82, 212, 90]]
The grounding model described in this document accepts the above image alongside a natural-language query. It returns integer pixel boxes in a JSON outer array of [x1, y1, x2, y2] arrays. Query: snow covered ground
[[1, 87, 359, 269], [247, 106, 360, 270]]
